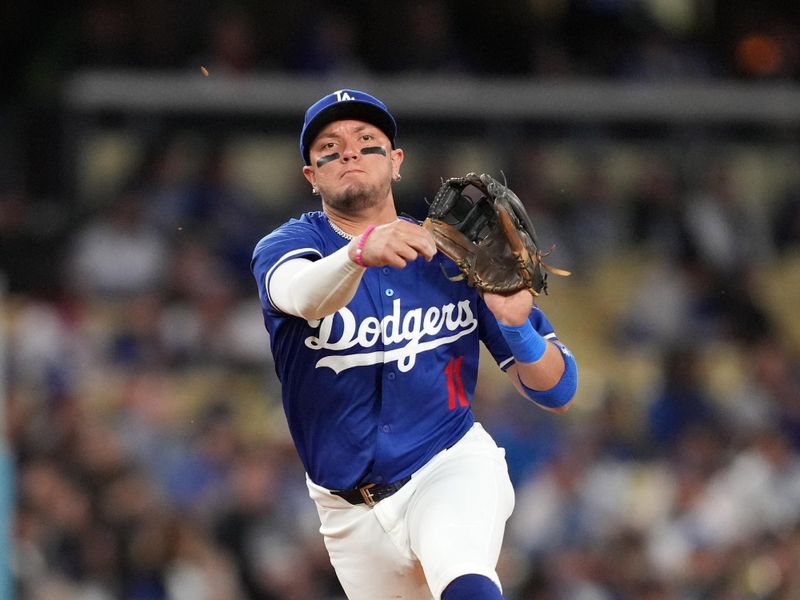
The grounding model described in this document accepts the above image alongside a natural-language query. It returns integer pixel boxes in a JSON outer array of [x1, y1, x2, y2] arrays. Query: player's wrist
[[497, 319, 547, 363], [350, 224, 377, 267]]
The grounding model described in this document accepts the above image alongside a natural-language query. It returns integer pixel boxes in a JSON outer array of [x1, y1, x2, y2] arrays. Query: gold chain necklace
[[327, 217, 355, 240]]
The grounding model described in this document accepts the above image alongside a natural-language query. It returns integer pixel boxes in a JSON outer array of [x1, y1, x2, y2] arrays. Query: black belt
[[331, 476, 412, 507]]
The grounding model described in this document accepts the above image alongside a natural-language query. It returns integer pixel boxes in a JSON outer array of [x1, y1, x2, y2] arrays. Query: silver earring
[[312, 187, 319, 195], [393, 174, 402, 182]]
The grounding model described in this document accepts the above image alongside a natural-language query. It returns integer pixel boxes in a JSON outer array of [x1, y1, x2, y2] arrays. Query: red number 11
[[445, 356, 468, 410]]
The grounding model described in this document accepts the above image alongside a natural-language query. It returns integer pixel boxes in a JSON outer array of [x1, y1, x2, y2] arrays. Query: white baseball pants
[[306, 423, 515, 599]]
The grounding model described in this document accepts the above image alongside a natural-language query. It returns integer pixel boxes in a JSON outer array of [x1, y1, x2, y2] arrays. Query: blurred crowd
[[2, 1, 800, 600], [5, 0, 800, 100], [3, 128, 800, 599]]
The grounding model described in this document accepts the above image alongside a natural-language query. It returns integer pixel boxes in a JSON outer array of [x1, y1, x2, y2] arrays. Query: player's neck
[[324, 203, 398, 237]]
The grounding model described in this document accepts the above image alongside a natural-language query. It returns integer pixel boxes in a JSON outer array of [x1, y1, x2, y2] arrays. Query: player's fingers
[[376, 235, 417, 266], [360, 232, 406, 268], [393, 221, 437, 260], [394, 244, 419, 263], [400, 235, 434, 261], [413, 229, 437, 261], [369, 221, 434, 266], [383, 253, 411, 269]]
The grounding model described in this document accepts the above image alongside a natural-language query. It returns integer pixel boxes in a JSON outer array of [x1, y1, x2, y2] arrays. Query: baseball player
[[250, 89, 578, 600]]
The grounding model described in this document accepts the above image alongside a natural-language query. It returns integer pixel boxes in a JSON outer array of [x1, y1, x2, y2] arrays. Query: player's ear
[[302, 165, 315, 187], [390, 148, 404, 172]]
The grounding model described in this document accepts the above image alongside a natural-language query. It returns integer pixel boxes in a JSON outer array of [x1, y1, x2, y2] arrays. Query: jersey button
[[387, 372, 396, 380], [385, 288, 394, 297], [381, 425, 391, 433], [382, 267, 390, 275]]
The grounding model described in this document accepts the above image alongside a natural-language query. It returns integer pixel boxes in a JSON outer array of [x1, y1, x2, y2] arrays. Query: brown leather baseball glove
[[422, 172, 570, 296]]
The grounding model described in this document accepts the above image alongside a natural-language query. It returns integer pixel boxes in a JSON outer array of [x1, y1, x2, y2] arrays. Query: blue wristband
[[497, 320, 547, 363]]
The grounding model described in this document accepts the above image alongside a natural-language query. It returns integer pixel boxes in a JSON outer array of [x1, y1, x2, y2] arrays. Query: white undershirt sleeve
[[268, 245, 366, 320]]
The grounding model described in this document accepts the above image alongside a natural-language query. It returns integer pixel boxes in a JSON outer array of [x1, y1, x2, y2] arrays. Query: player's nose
[[340, 140, 359, 161]]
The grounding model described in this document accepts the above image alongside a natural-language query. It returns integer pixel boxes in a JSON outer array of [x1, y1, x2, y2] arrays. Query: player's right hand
[[349, 219, 437, 268]]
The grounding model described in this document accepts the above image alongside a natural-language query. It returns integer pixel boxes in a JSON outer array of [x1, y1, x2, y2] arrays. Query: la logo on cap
[[334, 90, 355, 102]]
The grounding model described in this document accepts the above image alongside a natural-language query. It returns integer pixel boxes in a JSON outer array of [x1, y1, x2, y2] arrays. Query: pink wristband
[[354, 224, 377, 267]]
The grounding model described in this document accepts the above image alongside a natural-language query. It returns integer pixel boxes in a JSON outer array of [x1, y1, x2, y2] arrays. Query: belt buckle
[[359, 483, 377, 507]]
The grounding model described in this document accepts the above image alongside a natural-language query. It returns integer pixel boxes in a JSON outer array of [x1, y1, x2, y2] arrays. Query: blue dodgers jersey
[[251, 212, 557, 490]]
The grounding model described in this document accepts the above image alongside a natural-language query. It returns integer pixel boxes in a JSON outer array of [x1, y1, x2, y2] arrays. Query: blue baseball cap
[[300, 89, 397, 165]]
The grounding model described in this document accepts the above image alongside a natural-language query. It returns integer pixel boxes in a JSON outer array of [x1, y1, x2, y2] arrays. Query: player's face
[[303, 119, 403, 214]]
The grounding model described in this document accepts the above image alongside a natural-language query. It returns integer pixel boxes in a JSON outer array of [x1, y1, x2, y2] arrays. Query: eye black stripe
[[361, 146, 387, 157], [316, 153, 340, 167]]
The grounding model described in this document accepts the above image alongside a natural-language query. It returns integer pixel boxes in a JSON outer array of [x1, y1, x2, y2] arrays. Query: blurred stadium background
[[2, 1, 800, 599]]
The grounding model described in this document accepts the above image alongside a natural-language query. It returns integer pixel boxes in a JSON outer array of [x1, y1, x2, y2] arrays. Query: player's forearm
[[514, 341, 577, 409], [268, 246, 365, 320], [498, 320, 578, 412], [515, 342, 565, 388]]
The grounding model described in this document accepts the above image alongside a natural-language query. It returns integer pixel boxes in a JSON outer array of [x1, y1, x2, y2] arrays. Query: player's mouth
[[340, 169, 366, 179]]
